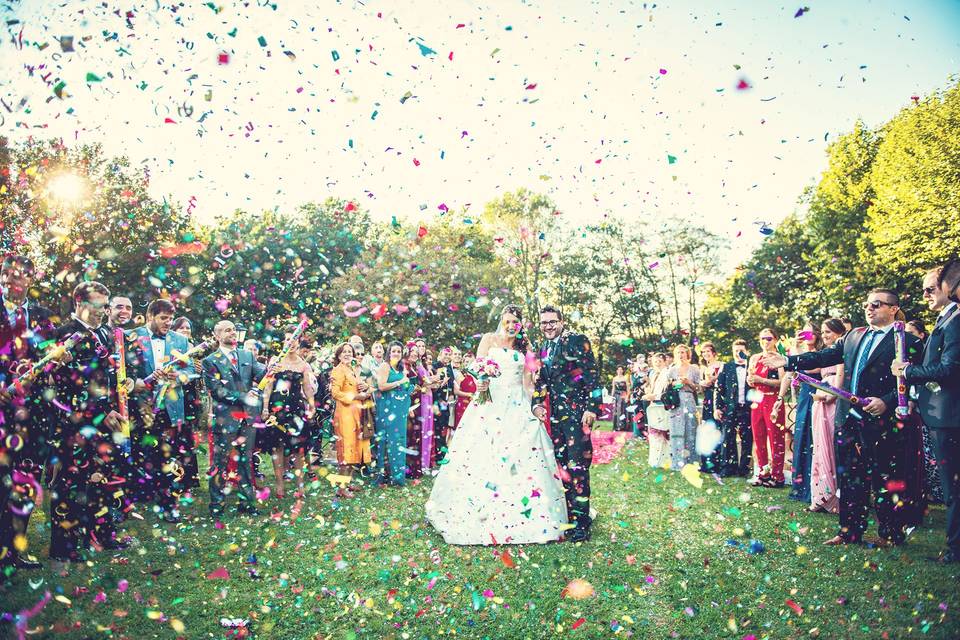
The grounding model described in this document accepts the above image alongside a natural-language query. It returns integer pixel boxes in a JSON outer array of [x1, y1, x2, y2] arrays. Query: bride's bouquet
[[468, 357, 502, 405]]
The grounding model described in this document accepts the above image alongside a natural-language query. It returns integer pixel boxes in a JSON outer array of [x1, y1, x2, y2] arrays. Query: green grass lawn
[[3, 436, 958, 640]]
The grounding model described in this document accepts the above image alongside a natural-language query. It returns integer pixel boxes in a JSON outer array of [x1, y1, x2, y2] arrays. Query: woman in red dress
[[748, 328, 787, 487], [453, 352, 477, 435]]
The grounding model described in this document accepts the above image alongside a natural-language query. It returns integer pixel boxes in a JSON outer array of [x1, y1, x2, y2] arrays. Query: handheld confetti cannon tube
[[4, 331, 84, 394], [791, 372, 866, 407], [114, 328, 131, 440], [256, 318, 309, 392], [893, 321, 910, 417], [152, 336, 218, 411]]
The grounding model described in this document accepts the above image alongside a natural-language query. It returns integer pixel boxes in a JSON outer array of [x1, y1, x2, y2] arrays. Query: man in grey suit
[[893, 262, 960, 563], [202, 320, 266, 518]]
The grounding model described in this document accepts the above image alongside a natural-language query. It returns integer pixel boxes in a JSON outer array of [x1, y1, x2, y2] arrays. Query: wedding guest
[[329, 342, 373, 498], [434, 347, 455, 459], [906, 320, 928, 342], [417, 348, 440, 471], [375, 341, 413, 486], [453, 351, 476, 430], [840, 318, 854, 334], [715, 339, 753, 477], [668, 344, 700, 470], [308, 352, 334, 472], [764, 289, 923, 546], [48, 282, 129, 565], [893, 263, 959, 562], [171, 317, 204, 492], [106, 296, 133, 331], [749, 328, 786, 488], [405, 344, 425, 479], [203, 320, 266, 517], [642, 353, 674, 468], [809, 318, 845, 514], [778, 322, 821, 503], [698, 342, 723, 473], [259, 325, 317, 499], [0, 255, 56, 574], [128, 299, 192, 522], [630, 354, 650, 437], [610, 365, 631, 432]]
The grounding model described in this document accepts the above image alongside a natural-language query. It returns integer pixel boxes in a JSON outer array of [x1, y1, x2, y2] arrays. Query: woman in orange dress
[[330, 342, 373, 497]]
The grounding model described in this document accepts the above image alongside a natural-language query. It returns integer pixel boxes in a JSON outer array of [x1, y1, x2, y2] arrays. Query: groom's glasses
[[539, 320, 560, 328]]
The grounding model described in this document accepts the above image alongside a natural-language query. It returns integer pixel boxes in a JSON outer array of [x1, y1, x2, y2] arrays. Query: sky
[[2, 0, 959, 263]]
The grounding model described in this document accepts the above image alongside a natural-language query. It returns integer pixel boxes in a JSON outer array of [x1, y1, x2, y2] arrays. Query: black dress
[[263, 370, 308, 454]]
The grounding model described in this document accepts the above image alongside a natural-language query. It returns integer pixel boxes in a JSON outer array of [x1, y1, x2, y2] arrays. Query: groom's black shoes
[[568, 527, 591, 543]]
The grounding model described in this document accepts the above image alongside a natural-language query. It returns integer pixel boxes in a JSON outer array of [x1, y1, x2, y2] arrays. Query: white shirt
[[150, 334, 167, 370], [220, 346, 239, 366], [862, 323, 895, 361], [735, 364, 747, 404]]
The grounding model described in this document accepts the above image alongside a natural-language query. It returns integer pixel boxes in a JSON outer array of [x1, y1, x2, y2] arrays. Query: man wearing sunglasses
[[762, 289, 922, 548], [892, 263, 960, 563]]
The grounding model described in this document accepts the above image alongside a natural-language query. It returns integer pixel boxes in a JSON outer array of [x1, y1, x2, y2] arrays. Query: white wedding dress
[[425, 347, 568, 545]]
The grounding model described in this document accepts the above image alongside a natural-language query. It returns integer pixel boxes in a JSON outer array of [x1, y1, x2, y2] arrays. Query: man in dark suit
[[894, 263, 960, 563], [763, 289, 923, 546], [0, 255, 57, 575], [202, 320, 266, 518], [47, 281, 129, 566], [714, 339, 753, 477], [128, 299, 193, 522], [533, 305, 600, 543]]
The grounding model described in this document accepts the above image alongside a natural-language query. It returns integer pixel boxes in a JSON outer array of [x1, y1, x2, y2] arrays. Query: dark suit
[[202, 348, 265, 510], [905, 304, 960, 554], [786, 325, 923, 543], [0, 300, 56, 568], [714, 361, 753, 476], [47, 319, 124, 559], [534, 332, 600, 532]]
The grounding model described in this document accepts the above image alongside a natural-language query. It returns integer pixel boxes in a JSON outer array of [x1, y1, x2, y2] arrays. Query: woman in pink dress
[[809, 318, 845, 513]]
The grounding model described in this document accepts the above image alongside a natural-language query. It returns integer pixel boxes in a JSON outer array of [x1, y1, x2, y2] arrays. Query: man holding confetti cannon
[[127, 299, 196, 524], [762, 289, 922, 548], [892, 262, 960, 564], [46, 282, 132, 567], [0, 255, 57, 578]]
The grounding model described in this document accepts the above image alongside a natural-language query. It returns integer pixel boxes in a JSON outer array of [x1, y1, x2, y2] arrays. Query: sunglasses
[[539, 320, 560, 327], [862, 300, 894, 310], [759, 336, 774, 341], [923, 285, 938, 295]]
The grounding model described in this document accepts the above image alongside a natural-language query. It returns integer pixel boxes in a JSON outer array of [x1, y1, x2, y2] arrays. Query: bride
[[425, 304, 568, 545]]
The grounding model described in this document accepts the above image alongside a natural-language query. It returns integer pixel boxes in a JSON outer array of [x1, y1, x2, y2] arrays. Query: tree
[[324, 218, 512, 349], [481, 189, 561, 325], [1, 138, 197, 314], [864, 82, 960, 321], [192, 199, 369, 346]]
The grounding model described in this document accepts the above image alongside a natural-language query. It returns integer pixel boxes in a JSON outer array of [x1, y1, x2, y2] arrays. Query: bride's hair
[[500, 304, 530, 353]]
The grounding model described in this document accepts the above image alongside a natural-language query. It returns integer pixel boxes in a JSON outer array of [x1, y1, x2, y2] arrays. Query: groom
[[533, 305, 601, 542]]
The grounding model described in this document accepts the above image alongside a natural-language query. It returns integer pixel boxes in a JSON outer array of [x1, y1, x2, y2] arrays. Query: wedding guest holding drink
[[642, 353, 674, 468], [375, 341, 413, 486], [329, 342, 373, 498]]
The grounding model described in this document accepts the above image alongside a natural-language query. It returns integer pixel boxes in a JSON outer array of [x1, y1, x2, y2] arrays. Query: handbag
[[360, 404, 376, 440], [661, 383, 681, 411]]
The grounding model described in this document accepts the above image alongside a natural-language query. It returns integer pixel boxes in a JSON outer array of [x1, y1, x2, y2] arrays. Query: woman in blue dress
[[374, 341, 413, 486]]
